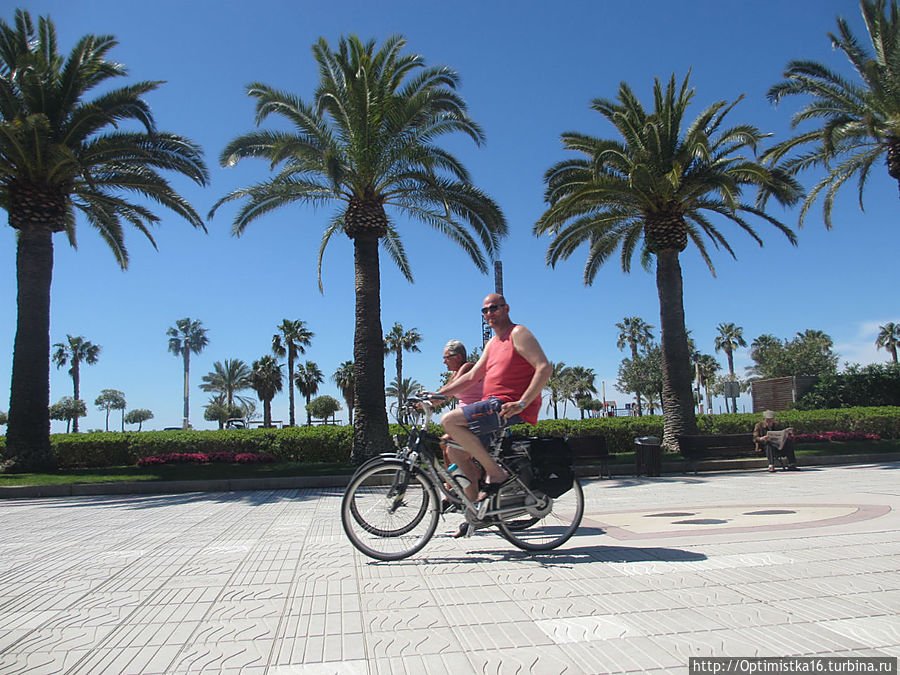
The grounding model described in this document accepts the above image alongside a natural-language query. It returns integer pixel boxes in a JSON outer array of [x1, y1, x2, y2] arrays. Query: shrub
[[137, 451, 276, 466]]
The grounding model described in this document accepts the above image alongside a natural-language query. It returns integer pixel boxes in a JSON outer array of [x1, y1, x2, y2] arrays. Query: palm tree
[[565, 365, 597, 420], [51, 335, 100, 433], [249, 355, 283, 428], [0, 11, 208, 472], [714, 322, 747, 413], [615, 317, 655, 415], [386, 376, 423, 422], [294, 361, 324, 426], [272, 319, 314, 427], [543, 361, 568, 420], [876, 321, 900, 363], [766, 0, 900, 225], [211, 35, 506, 462], [693, 353, 721, 414], [167, 318, 209, 429], [384, 323, 422, 415], [534, 74, 800, 451], [200, 359, 252, 408], [332, 360, 355, 426]]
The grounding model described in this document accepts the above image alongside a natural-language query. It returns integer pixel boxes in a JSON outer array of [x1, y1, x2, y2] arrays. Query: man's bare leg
[[441, 408, 509, 487]]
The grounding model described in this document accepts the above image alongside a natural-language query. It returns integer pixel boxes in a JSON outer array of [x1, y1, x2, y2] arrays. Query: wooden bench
[[566, 435, 609, 479], [677, 433, 756, 473]]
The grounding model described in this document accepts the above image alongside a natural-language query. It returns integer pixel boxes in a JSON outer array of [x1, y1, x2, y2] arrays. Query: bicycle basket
[[528, 437, 574, 498]]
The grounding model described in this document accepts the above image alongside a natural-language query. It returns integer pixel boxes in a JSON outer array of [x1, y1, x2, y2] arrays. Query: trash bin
[[634, 436, 662, 477]]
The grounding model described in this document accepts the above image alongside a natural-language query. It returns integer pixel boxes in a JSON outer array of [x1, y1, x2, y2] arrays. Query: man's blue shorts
[[461, 396, 523, 445]]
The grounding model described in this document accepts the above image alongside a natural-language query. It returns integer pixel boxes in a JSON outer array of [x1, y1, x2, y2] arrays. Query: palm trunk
[[71, 363, 81, 433], [5, 230, 57, 472], [351, 233, 390, 463], [263, 398, 272, 427], [306, 393, 312, 426], [396, 352, 403, 419], [630, 343, 643, 416], [655, 250, 698, 452], [287, 351, 296, 427], [182, 350, 190, 429]]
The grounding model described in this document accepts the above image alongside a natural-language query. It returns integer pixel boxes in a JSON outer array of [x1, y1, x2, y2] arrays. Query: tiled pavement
[[0, 463, 898, 674]]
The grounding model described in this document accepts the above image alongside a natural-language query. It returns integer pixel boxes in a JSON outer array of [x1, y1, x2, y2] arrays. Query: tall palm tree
[[200, 359, 252, 408], [249, 355, 283, 428], [534, 74, 800, 450], [167, 318, 209, 429], [211, 35, 506, 462], [332, 360, 355, 426], [294, 361, 324, 426], [543, 361, 568, 420], [0, 11, 208, 471], [51, 335, 100, 433], [714, 322, 747, 413], [384, 323, 422, 415], [615, 317, 655, 416], [272, 319, 314, 427], [876, 321, 900, 362], [766, 0, 900, 225]]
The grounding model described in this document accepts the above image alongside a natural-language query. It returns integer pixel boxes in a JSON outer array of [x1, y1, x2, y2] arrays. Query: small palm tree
[[714, 322, 747, 413], [200, 359, 252, 409], [211, 35, 506, 462], [876, 321, 900, 363], [333, 360, 355, 426], [249, 355, 283, 428], [766, 0, 900, 225], [386, 376, 423, 422], [167, 318, 209, 429], [0, 11, 208, 471], [615, 317, 655, 416], [693, 353, 721, 414], [384, 323, 422, 415], [565, 365, 598, 420], [535, 74, 800, 450], [543, 361, 569, 420], [51, 335, 100, 433], [272, 319, 314, 427], [295, 361, 324, 426]]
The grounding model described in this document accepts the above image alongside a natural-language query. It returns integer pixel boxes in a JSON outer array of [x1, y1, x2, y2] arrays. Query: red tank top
[[482, 325, 541, 425]]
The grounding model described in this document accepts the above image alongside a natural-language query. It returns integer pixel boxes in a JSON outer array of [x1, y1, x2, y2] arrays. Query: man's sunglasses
[[481, 304, 504, 315]]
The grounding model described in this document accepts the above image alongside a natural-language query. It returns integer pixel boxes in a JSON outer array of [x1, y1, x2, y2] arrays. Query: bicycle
[[341, 393, 584, 561]]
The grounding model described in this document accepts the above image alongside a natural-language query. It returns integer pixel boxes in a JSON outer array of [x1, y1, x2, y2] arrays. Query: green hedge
[[2, 405, 897, 468]]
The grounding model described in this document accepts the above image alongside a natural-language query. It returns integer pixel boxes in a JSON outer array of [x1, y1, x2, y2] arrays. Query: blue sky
[[3, 0, 897, 431]]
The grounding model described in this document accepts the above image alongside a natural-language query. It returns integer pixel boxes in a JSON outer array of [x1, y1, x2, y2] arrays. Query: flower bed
[[792, 431, 880, 444], [137, 451, 277, 467]]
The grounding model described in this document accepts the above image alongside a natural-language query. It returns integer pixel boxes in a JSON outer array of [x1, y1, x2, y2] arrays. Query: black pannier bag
[[527, 437, 574, 498]]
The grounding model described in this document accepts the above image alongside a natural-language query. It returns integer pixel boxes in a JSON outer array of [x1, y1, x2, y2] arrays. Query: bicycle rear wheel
[[497, 478, 584, 551], [341, 461, 439, 561]]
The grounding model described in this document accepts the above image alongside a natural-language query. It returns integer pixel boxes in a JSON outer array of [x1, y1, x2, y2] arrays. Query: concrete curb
[[1, 453, 897, 499]]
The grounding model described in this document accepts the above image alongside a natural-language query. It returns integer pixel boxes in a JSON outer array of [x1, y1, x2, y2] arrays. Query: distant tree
[[714, 323, 746, 413], [544, 361, 569, 420], [386, 377, 423, 422], [306, 395, 342, 423], [565, 365, 597, 419], [167, 318, 209, 429], [332, 360, 355, 426], [200, 359, 251, 408], [51, 335, 101, 433], [249, 355, 283, 428], [295, 361, 324, 426], [747, 330, 839, 380], [203, 394, 245, 429], [796, 362, 900, 408], [95, 389, 126, 432], [693, 353, 721, 414], [0, 410, 6, 426], [616, 317, 655, 416], [384, 323, 422, 417], [0, 9, 208, 473], [616, 344, 664, 414], [765, 0, 900, 225], [876, 322, 900, 363], [49, 397, 86, 433], [124, 409, 153, 431], [272, 319, 314, 427]]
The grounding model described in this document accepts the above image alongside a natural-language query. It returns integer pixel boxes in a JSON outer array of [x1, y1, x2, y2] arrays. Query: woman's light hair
[[444, 339, 466, 357]]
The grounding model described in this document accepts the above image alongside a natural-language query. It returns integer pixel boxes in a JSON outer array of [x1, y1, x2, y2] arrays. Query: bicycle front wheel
[[341, 461, 439, 561], [497, 478, 584, 551]]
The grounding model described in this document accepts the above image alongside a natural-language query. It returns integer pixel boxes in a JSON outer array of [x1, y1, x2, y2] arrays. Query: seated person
[[438, 339, 483, 502], [753, 410, 799, 472]]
